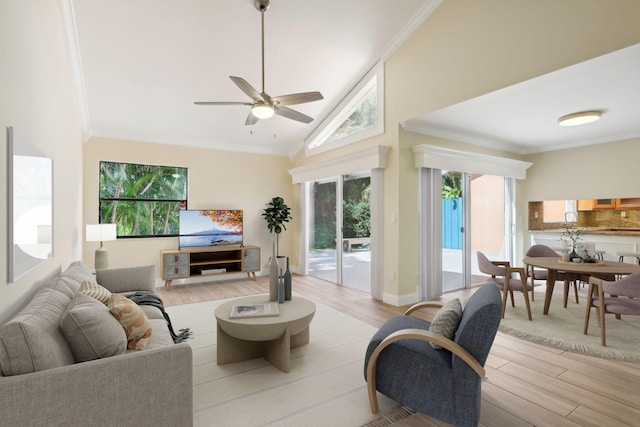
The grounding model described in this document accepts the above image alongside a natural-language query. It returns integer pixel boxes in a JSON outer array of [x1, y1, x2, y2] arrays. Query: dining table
[[522, 256, 640, 315]]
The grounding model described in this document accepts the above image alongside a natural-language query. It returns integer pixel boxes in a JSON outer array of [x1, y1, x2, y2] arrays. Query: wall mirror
[[7, 127, 53, 282]]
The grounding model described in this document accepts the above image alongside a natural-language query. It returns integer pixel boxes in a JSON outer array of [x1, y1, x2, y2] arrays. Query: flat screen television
[[178, 210, 243, 249]]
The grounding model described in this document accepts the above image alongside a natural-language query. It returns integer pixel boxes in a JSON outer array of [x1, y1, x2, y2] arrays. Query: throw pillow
[[79, 280, 112, 304], [108, 294, 152, 350], [60, 293, 127, 362], [428, 298, 463, 350]]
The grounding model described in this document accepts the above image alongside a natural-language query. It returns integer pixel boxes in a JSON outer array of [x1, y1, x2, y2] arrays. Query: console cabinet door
[[163, 252, 189, 279], [243, 248, 260, 272]]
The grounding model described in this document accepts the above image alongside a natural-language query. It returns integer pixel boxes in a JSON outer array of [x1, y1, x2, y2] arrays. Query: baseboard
[[382, 291, 419, 307]]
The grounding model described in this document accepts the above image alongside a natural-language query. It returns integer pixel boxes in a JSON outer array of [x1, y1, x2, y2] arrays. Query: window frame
[[305, 61, 384, 156], [98, 161, 188, 239]]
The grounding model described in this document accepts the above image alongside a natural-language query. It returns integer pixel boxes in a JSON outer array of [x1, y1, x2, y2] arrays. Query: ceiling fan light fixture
[[558, 111, 601, 127], [251, 103, 275, 119]]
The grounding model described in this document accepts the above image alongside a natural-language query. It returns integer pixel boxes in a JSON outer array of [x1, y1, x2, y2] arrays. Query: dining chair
[[584, 272, 640, 346], [477, 251, 532, 320], [524, 244, 580, 307]]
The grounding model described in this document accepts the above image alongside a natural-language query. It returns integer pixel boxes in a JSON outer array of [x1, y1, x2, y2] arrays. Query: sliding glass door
[[309, 179, 337, 284], [308, 173, 371, 292], [423, 168, 512, 297]]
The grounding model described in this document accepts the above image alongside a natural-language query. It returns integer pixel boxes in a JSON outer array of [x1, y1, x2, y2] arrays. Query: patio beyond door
[[440, 171, 509, 293]]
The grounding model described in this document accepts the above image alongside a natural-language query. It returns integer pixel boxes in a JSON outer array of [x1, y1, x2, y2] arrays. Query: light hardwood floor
[[156, 275, 640, 427]]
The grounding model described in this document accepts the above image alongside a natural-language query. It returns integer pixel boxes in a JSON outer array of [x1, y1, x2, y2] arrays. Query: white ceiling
[[403, 43, 640, 155], [68, 2, 640, 158], [69, 0, 439, 156]]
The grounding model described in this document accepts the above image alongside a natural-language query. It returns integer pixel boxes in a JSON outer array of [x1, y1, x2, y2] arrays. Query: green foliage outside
[[442, 172, 462, 209], [313, 176, 371, 250], [324, 91, 377, 145], [99, 162, 187, 237]]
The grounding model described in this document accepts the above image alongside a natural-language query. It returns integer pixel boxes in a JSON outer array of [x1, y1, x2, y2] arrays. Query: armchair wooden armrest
[[366, 328, 485, 413], [404, 300, 443, 316]]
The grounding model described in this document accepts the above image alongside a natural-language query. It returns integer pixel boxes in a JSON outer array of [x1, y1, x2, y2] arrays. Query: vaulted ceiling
[[69, 0, 438, 156], [67, 1, 640, 158]]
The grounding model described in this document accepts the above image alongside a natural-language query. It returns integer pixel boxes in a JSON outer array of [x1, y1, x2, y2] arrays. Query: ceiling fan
[[194, 0, 323, 126]]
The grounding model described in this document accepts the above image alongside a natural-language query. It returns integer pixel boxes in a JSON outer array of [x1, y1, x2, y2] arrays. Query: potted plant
[[560, 222, 584, 260], [262, 196, 292, 257]]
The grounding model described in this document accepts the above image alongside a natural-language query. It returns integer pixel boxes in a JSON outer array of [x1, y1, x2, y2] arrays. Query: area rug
[[166, 295, 400, 427], [498, 290, 640, 361], [359, 406, 417, 427]]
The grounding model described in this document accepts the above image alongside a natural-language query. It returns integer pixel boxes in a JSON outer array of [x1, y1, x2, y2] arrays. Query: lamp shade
[[86, 224, 117, 242]]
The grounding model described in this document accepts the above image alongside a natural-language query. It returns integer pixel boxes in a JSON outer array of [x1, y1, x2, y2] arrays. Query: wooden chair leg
[[514, 269, 532, 321], [501, 288, 508, 319], [563, 280, 569, 308], [510, 290, 515, 307], [600, 307, 607, 346], [584, 280, 596, 335], [573, 280, 579, 304]]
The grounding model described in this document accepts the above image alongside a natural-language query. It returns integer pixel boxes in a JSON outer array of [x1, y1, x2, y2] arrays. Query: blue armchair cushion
[[428, 298, 462, 349]]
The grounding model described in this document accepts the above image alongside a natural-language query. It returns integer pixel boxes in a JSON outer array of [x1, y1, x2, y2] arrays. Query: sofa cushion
[[0, 287, 75, 376], [79, 280, 112, 304], [428, 298, 463, 349], [43, 260, 95, 297], [96, 264, 156, 294], [108, 294, 152, 350], [60, 293, 127, 362], [140, 318, 175, 351]]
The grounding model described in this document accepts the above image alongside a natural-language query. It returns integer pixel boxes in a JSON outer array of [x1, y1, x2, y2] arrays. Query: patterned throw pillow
[[79, 280, 112, 304], [107, 294, 152, 350], [428, 298, 463, 350]]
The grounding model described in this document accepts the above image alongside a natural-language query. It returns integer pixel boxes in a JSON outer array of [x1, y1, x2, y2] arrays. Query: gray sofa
[[0, 261, 193, 427]]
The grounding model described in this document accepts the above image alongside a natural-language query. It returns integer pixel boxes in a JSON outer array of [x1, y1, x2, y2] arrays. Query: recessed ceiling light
[[558, 111, 601, 127]]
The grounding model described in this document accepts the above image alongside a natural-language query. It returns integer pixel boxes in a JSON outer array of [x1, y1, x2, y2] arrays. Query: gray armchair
[[364, 284, 502, 427]]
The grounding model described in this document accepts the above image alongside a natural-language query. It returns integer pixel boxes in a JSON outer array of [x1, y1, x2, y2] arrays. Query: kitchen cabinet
[[577, 200, 594, 211], [615, 198, 640, 209], [594, 198, 616, 209], [578, 198, 640, 210]]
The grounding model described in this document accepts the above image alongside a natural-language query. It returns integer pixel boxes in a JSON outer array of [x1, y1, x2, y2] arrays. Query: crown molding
[[289, 145, 390, 184], [59, 0, 91, 142], [412, 144, 532, 179]]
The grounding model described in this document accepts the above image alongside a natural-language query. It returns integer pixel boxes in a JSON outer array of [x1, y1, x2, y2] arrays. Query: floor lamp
[[86, 224, 117, 270]]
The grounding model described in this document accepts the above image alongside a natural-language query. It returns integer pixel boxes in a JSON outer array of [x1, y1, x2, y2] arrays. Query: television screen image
[[179, 210, 243, 248]]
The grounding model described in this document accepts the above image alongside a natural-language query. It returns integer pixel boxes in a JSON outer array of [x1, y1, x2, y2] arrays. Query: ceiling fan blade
[[245, 111, 259, 126], [230, 76, 265, 102], [194, 101, 252, 106], [274, 105, 313, 124], [271, 91, 324, 106]]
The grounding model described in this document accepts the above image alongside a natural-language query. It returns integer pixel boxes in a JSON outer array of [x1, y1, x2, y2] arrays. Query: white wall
[[0, 0, 83, 322], [82, 137, 294, 283]]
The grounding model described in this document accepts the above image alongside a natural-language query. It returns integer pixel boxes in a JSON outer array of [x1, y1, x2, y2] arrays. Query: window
[[99, 161, 187, 237], [306, 62, 384, 155]]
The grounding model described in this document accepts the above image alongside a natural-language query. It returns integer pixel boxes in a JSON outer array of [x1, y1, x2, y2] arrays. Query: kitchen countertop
[[530, 228, 640, 236]]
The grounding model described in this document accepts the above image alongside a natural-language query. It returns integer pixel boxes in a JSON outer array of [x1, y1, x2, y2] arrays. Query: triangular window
[[306, 62, 383, 155]]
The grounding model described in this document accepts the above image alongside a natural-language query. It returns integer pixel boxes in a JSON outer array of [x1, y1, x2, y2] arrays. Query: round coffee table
[[215, 294, 316, 373]]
